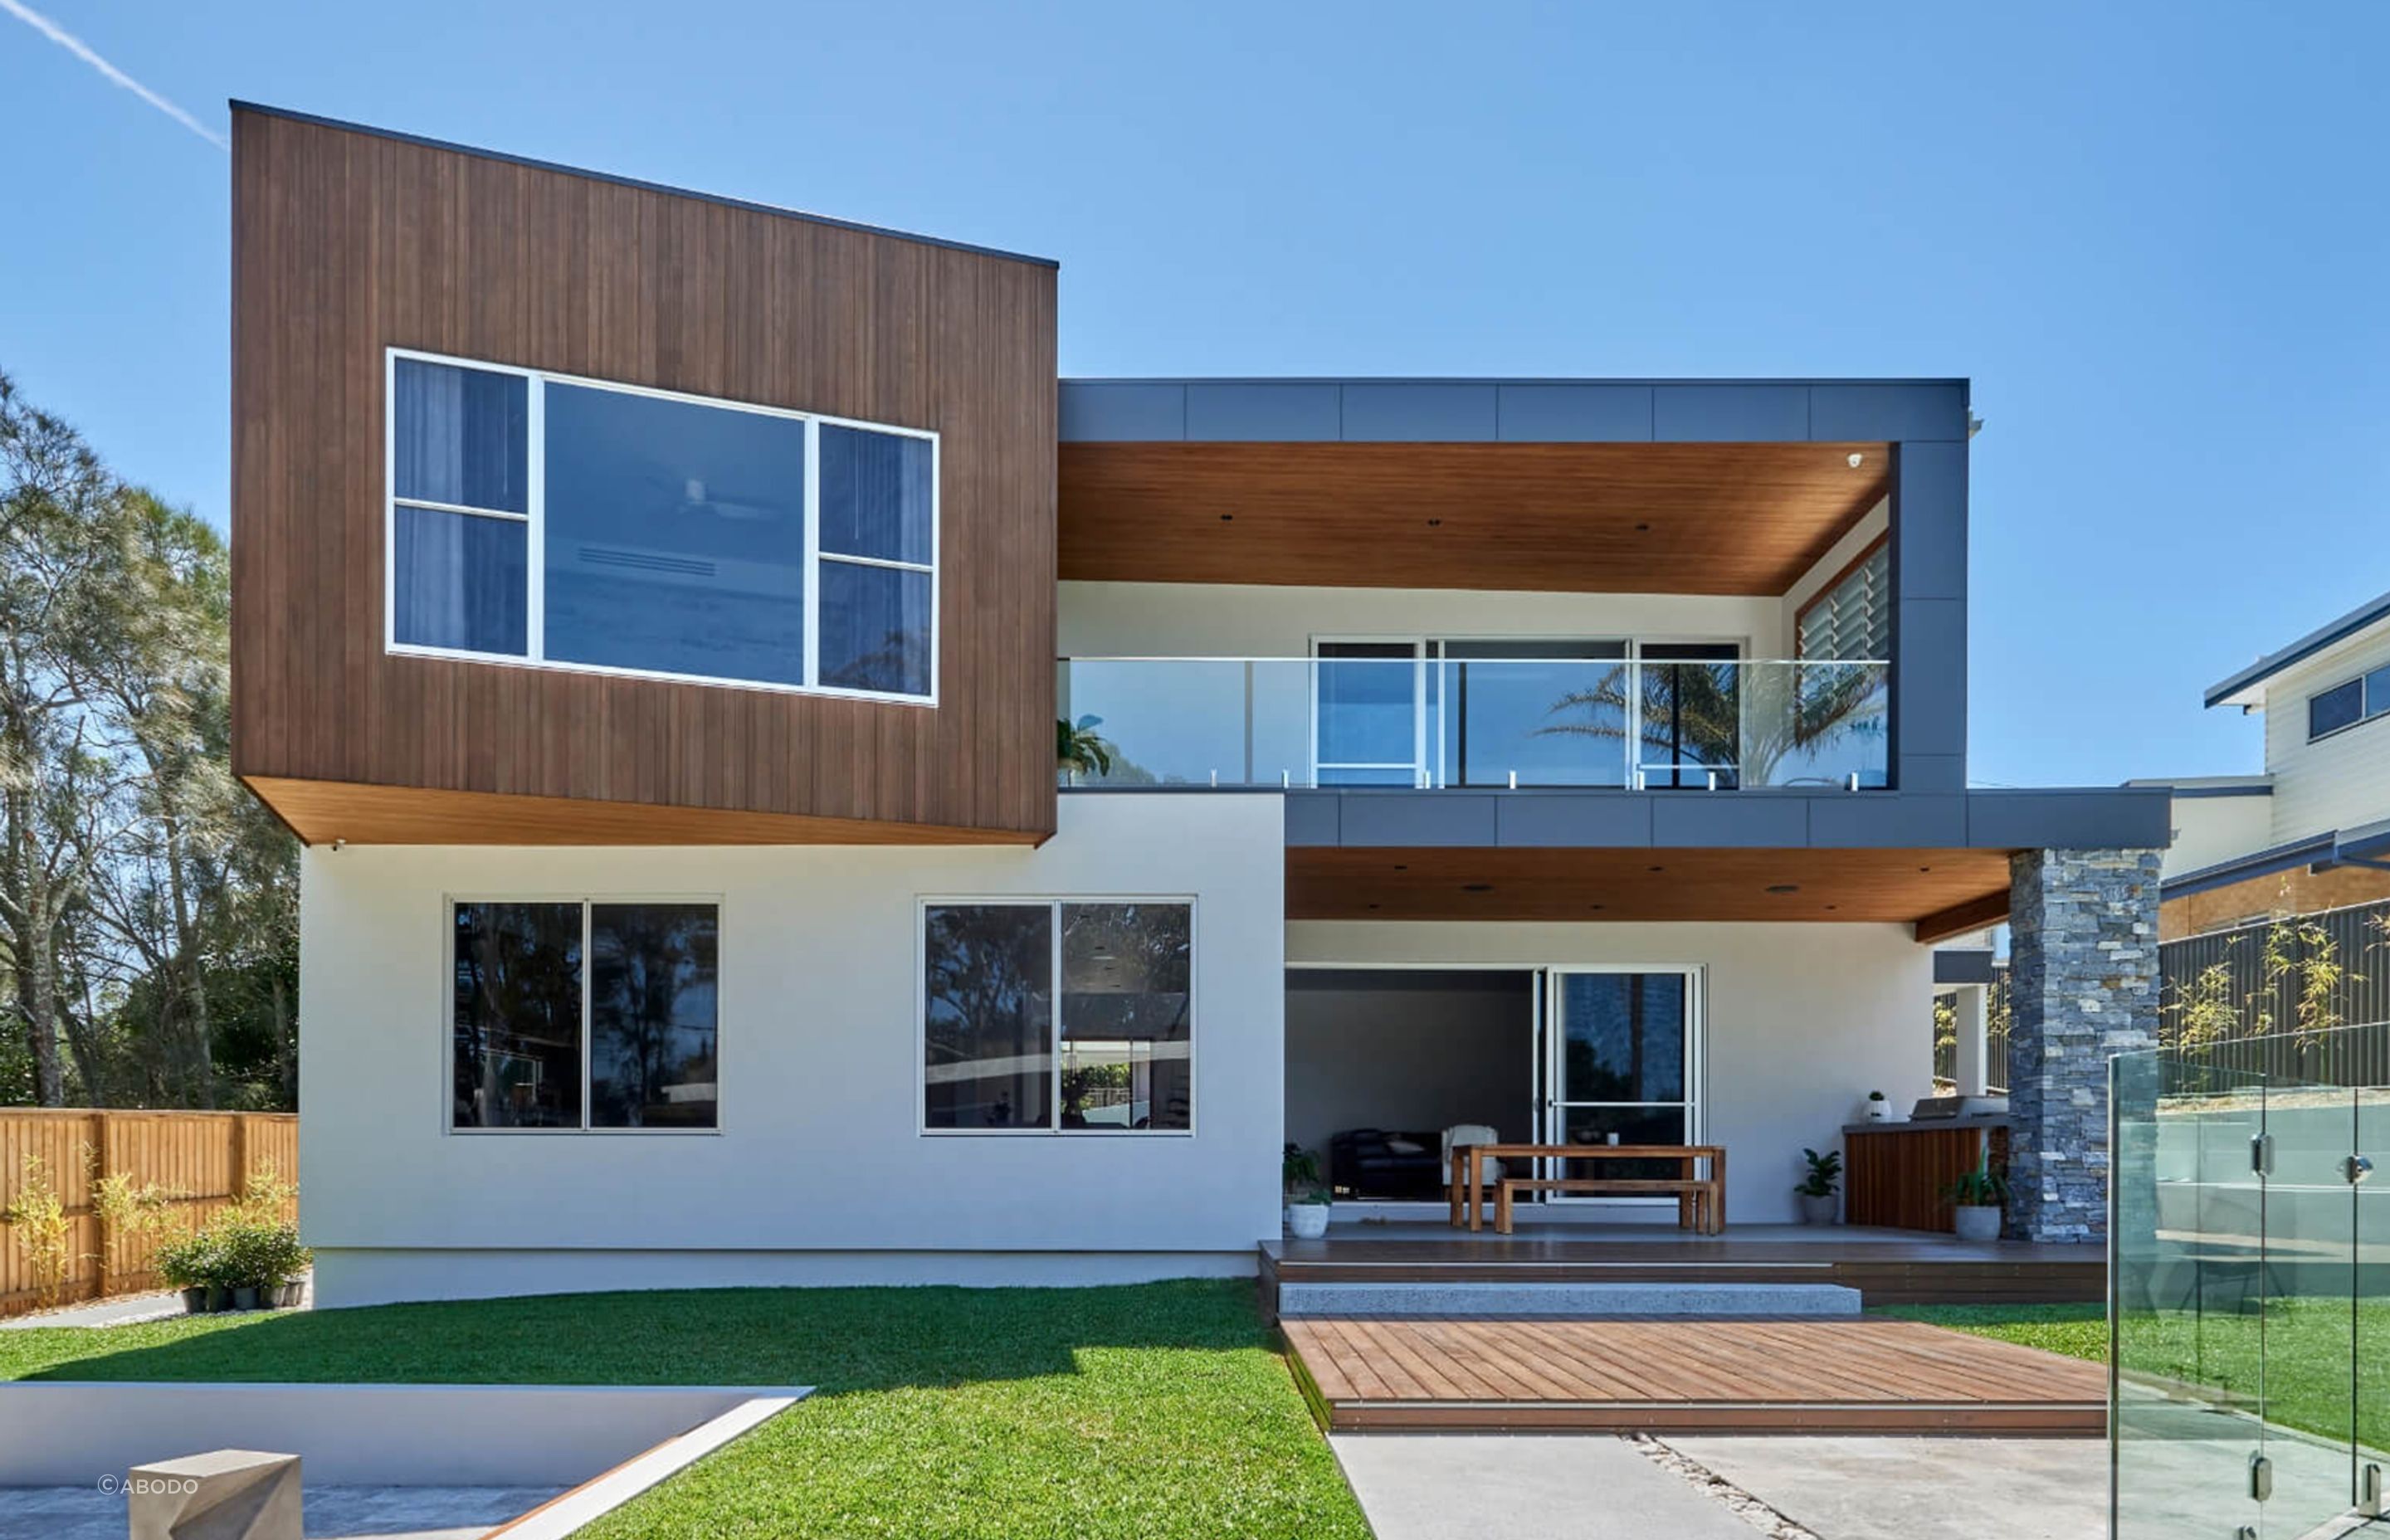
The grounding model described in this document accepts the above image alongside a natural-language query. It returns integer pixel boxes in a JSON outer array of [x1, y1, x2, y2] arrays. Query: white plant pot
[[1797, 1192, 1838, 1226], [1951, 1205, 2002, 1242], [1287, 1203, 1331, 1240], [1866, 1101, 1892, 1122]]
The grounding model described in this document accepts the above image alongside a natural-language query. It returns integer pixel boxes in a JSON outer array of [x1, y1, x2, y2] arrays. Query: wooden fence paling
[[0, 1109, 298, 1318]]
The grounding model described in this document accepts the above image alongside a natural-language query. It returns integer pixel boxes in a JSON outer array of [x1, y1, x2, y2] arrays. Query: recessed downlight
[[1767, 884, 1799, 894], [1462, 883, 1494, 893]]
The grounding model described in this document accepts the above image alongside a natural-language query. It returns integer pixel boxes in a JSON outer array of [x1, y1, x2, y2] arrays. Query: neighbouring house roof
[[2205, 587, 2390, 709], [2158, 816, 2390, 901]]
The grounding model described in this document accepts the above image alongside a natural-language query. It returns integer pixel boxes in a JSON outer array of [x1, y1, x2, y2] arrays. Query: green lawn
[[1877, 1299, 2389, 1452], [0, 1280, 1369, 1540]]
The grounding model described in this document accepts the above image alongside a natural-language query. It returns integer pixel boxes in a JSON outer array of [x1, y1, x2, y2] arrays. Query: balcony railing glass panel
[[1056, 656, 1890, 791]]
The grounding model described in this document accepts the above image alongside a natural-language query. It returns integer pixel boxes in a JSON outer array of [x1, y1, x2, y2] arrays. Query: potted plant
[[1942, 1152, 2008, 1241], [156, 1230, 217, 1314], [1283, 1145, 1332, 1240], [1057, 715, 1114, 782], [1794, 1148, 1841, 1225], [1864, 1089, 1893, 1123]]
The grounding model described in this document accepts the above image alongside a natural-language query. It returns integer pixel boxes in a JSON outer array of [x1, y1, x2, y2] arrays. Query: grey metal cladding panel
[[1964, 789, 2174, 850], [1934, 948, 1997, 985], [1336, 792, 1500, 846], [1901, 754, 1967, 793], [1495, 384, 1654, 442], [1283, 792, 1343, 846], [1805, 794, 1968, 848], [1895, 599, 1968, 758], [1651, 384, 1810, 442], [1492, 794, 1656, 847], [1058, 383, 1187, 441], [1340, 383, 1498, 442], [1649, 796, 1811, 847], [1183, 383, 1342, 441], [1809, 383, 1969, 442], [1894, 441, 1968, 601]]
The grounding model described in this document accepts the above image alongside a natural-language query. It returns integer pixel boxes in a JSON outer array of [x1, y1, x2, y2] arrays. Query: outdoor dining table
[[1446, 1143, 1727, 1234]]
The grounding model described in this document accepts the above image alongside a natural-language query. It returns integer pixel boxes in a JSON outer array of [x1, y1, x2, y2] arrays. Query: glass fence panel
[[2113, 1045, 2265, 1540], [2259, 1078, 2358, 1537], [1056, 658, 1890, 791], [2359, 1088, 2388, 1505]]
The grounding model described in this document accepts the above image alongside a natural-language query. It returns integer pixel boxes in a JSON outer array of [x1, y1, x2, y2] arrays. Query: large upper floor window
[[389, 351, 937, 702], [2307, 662, 2390, 742], [921, 900, 1193, 1133], [451, 898, 720, 1132]]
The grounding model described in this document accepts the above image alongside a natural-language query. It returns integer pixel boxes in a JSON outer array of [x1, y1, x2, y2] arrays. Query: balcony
[[1056, 655, 1890, 792]]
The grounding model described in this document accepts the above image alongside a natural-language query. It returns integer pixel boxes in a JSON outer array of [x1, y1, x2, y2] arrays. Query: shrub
[[154, 1229, 222, 1292], [213, 1216, 310, 1290], [2, 1153, 81, 1305]]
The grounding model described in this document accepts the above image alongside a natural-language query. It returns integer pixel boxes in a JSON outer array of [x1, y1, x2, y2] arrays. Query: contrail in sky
[[1, 0, 226, 150]]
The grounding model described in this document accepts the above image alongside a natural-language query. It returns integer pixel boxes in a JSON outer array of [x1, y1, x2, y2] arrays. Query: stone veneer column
[[2004, 847, 2163, 1243]]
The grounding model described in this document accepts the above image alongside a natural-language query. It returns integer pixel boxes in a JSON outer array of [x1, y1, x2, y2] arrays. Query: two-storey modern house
[[2137, 589, 2390, 939], [230, 103, 2172, 1307]]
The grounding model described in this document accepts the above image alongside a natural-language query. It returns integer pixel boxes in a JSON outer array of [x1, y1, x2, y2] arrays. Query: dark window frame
[[448, 895, 724, 1136], [919, 897, 1197, 1137]]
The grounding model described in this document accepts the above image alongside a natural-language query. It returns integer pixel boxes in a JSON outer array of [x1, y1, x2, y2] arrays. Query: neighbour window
[[923, 901, 1193, 1133], [452, 899, 719, 1131], [2307, 665, 2390, 742], [1795, 538, 1890, 661], [389, 352, 937, 701]]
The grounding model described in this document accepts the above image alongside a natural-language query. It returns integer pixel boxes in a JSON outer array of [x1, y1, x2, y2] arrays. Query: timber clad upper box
[[229, 103, 1060, 846]]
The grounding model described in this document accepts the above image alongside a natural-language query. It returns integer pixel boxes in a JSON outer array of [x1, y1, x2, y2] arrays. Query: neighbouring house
[[227, 102, 2172, 1307], [2132, 587, 2390, 1028]]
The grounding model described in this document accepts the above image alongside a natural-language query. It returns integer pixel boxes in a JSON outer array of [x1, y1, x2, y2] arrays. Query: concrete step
[[1274, 1279, 1861, 1318]]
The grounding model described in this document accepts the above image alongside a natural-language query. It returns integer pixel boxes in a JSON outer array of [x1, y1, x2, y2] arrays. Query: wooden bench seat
[[1495, 1176, 1721, 1235]]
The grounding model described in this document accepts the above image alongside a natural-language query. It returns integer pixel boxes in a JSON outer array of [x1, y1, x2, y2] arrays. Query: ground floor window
[[451, 899, 719, 1131], [923, 900, 1193, 1133]]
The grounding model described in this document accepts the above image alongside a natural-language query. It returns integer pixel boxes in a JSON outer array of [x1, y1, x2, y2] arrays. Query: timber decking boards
[[1281, 1317, 2108, 1435]]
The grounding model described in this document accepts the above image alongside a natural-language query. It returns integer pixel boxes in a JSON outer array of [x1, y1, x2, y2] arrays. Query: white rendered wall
[[2155, 788, 2278, 878], [1284, 919, 1934, 1222], [2256, 621, 2390, 846], [300, 794, 1284, 1304]]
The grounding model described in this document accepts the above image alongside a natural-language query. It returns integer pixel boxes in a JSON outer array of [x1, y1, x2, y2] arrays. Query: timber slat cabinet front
[[1843, 1123, 2009, 1234], [229, 105, 1058, 846]]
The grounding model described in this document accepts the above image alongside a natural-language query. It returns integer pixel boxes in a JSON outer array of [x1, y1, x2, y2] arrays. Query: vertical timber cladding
[[228, 106, 1058, 841]]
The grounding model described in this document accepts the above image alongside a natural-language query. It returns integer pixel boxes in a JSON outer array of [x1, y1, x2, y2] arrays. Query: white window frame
[[385, 347, 940, 706], [444, 892, 726, 1137], [916, 895, 1198, 1138]]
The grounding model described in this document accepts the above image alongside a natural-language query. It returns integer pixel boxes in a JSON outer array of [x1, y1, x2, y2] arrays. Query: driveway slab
[[1329, 1432, 1757, 1540], [1666, 1435, 2103, 1540]]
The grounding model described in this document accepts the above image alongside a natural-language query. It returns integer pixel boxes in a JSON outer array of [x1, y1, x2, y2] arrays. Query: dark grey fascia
[[1280, 786, 2173, 853], [1061, 378, 1972, 444], [2203, 587, 2390, 708], [1933, 948, 1997, 985]]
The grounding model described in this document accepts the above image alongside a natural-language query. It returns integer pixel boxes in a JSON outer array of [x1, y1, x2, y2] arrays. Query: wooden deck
[[1261, 1226, 2104, 1318], [1283, 1315, 2109, 1435]]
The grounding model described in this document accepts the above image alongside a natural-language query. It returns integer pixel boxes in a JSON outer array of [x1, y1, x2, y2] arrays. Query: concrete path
[[1329, 1433, 1758, 1540], [1666, 1435, 2104, 1540], [1, 1273, 314, 1329], [0, 1483, 563, 1540]]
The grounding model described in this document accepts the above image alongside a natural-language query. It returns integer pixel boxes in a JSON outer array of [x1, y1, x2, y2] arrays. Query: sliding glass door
[[1542, 967, 1701, 1191]]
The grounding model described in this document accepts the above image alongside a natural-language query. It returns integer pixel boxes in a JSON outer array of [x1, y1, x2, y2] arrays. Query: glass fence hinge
[[2248, 1452, 2272, 1503], [2344, 1153, 2376, 1185], [2251, 1133, 2274, 1177]]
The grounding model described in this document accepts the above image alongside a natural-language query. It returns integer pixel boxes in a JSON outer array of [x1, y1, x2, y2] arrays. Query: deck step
[[1274, 1280, 1861, 1318]]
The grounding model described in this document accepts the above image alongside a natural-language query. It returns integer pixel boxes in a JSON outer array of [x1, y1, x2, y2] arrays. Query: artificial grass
[[0, 1279, 1370, 1540], [1877, 1298, 2390, 1453]]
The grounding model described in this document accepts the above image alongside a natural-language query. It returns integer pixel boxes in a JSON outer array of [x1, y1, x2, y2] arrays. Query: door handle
[[2344, 1154, 2376, 1185]]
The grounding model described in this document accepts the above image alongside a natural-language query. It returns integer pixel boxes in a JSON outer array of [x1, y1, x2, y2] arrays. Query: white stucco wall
[[300, 794, 1285, 1304], [1284, 919, 1934, 1223], [2153, 787, 2278, 878]]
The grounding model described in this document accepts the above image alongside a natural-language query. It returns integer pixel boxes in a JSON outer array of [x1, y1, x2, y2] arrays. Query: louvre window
[[1796, 540, 1890, 661]]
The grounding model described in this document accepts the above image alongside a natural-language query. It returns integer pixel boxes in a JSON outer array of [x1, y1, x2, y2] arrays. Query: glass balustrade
[[1054, 656, 1890, 791], [2112, 1021, 2390, 1539]]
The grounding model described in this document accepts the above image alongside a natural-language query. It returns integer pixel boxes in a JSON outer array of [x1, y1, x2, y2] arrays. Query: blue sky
[[4, 2, 2383, 788]]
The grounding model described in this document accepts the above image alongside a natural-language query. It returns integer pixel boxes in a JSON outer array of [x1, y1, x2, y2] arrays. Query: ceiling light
[[1463, 883, 1494, 893], [1767, 884, 1799, 894], [1846, 452, 1865, 470]]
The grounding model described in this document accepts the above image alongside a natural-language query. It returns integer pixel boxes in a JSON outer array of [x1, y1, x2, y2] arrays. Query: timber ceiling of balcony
[[1286, 845, 2010, 940], [1058, 441, 1891, 593]]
